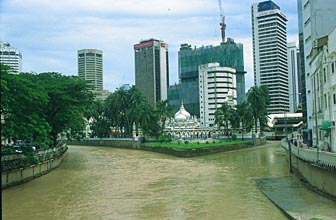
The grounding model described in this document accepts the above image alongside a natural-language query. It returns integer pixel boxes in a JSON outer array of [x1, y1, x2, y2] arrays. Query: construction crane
[[218, 0, 226, 43]]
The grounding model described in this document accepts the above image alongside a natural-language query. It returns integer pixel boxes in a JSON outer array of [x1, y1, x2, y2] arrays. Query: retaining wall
[[2, 149, 67, 189], [281, 140, 336, 199], [140, 143, 254, 157], [67, 138, 267, 157], [67, 138, 137, 149]]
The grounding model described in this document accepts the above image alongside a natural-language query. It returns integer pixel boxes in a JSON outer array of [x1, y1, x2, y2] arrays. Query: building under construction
[[168, 38, 246, 117]]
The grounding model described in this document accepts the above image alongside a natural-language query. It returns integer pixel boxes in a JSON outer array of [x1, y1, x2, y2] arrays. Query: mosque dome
[[174, 102, 191, 121]]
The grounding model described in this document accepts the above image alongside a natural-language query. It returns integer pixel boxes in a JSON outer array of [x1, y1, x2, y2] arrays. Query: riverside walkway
[[257, 141, 336, 220], [256, 176, 336, 220]]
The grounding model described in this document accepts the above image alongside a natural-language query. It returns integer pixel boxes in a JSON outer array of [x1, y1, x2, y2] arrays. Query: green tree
[[1, 69, 51, 146], [215, 102, 232, 135], [235, 101, 253, 140], [156, 100, 174, 131], [228, 107, 240, 134], [35, 72, 94, 146], [87, 101, 111, 138], [247, 85, 269, 135]]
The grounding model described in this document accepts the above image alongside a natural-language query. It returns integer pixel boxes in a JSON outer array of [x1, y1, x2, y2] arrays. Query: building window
[[332, 62, 335, 74], [323, 68, 326, 82], [304, 0, 310, 9], [334, 93, 336, 105]]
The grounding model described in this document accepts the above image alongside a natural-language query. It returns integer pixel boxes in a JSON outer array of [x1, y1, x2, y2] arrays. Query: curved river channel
[[3, 143, 291, 220]]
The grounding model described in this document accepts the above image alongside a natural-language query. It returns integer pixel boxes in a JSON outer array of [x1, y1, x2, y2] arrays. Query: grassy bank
[[144, 141, 251, 149]]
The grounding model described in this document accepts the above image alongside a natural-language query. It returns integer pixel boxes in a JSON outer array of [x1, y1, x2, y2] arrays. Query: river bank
[[1, 145, 68, 189], [68, 137, 267, 157]]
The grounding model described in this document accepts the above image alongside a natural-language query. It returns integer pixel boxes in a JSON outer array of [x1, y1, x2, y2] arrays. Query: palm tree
[[156, 100, 174, 131], [236, 101, 253, 140], [247, 85, 269, 135], [215, 102, 232, 136]]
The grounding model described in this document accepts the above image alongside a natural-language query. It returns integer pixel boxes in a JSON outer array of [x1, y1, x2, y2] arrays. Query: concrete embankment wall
[[140, 143, 254, 157], [2, 150, 67, 189], [67, 138, 136, 149], [68, 138, 267, 157], [292, 155, 336, 199], [281, 140, 336, 199]]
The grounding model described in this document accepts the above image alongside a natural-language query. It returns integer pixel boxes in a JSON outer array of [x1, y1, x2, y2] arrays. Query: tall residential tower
[[252, 0, 289, 114], [134, 39, 169, 106]]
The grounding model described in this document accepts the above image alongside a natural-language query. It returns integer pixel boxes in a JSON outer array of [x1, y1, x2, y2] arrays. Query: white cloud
[[1, 0, 299, 93]]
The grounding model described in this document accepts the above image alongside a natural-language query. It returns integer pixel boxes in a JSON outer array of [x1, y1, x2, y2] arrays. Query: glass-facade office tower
[[171, 38, 245, 117], [78, 49, 103, 91], [134, 39, 169, 106], [252, 0, 289, 114], [0, 41, 22, 74]]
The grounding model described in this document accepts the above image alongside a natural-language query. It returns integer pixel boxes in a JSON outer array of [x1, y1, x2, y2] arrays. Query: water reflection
[[3, 144, 289, 220]]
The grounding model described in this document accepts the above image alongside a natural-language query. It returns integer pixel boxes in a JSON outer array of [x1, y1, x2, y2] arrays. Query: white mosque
[[165, 102, 221, 139]]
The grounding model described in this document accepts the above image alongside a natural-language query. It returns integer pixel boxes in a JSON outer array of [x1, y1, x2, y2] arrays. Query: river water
[[3, 142, 290, 220]]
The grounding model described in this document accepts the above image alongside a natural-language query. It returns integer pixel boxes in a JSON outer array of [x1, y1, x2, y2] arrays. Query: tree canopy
[[88, 86, 173, 139], [1, 65, 94, 147], [246, 85, 269, 134]]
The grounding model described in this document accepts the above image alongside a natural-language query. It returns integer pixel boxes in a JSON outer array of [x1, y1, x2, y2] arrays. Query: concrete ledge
[[67, 138, 268, 157], [256, 177, 336, 220], [281, 140, 336, 199], [2, 150, 68, 189], [140, 143, 255, 157]]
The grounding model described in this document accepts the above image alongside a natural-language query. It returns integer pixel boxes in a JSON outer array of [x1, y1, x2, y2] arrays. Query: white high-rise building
[[0, 41, 22, 74], [287, 42, 300, 113], [251, 0, 289, 114], [298, 0, 336, 136], [199, 63, 236, 127], [309, 27, 336, 151]]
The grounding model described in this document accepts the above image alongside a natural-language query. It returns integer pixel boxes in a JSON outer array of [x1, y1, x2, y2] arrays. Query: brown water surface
[[3, 143, 290, 220]]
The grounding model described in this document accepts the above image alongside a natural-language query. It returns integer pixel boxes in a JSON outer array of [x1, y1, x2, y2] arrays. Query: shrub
[[205, 141, 209, 144], [213, 140, 216, 144], [158, 134, 172, 143], [184, 140, 189, 144], [231, 134, 237, 141], [177, 140, 181, 145], [197, 141, 200, 145]]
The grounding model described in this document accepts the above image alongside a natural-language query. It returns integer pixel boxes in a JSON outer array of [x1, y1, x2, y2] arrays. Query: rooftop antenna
[[218, 0, 226, 43]]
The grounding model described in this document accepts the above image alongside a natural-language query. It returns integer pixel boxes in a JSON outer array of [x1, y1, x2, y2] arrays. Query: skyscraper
[[170, 38, 245, 117], [134, 39, 169, 106], [251, 0, 289, 114], [287, 42, 300, 113], [78, 49, 103, 91], [0, 41, 22, 74]]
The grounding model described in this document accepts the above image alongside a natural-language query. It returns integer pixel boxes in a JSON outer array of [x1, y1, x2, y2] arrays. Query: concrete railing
[[281, 139, 336, 168]]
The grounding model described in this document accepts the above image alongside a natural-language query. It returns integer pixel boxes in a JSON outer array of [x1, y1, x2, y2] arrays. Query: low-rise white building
[[0, 41, 22, 74], [199, 63, 237, 127], [309, 27, 336, 152]]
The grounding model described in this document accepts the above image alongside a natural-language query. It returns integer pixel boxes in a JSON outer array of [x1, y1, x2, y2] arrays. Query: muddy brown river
[[3, 143, 290, 220]]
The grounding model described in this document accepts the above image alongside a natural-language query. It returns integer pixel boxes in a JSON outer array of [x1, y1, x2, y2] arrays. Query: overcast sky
[[1, 0, 298, 92]]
